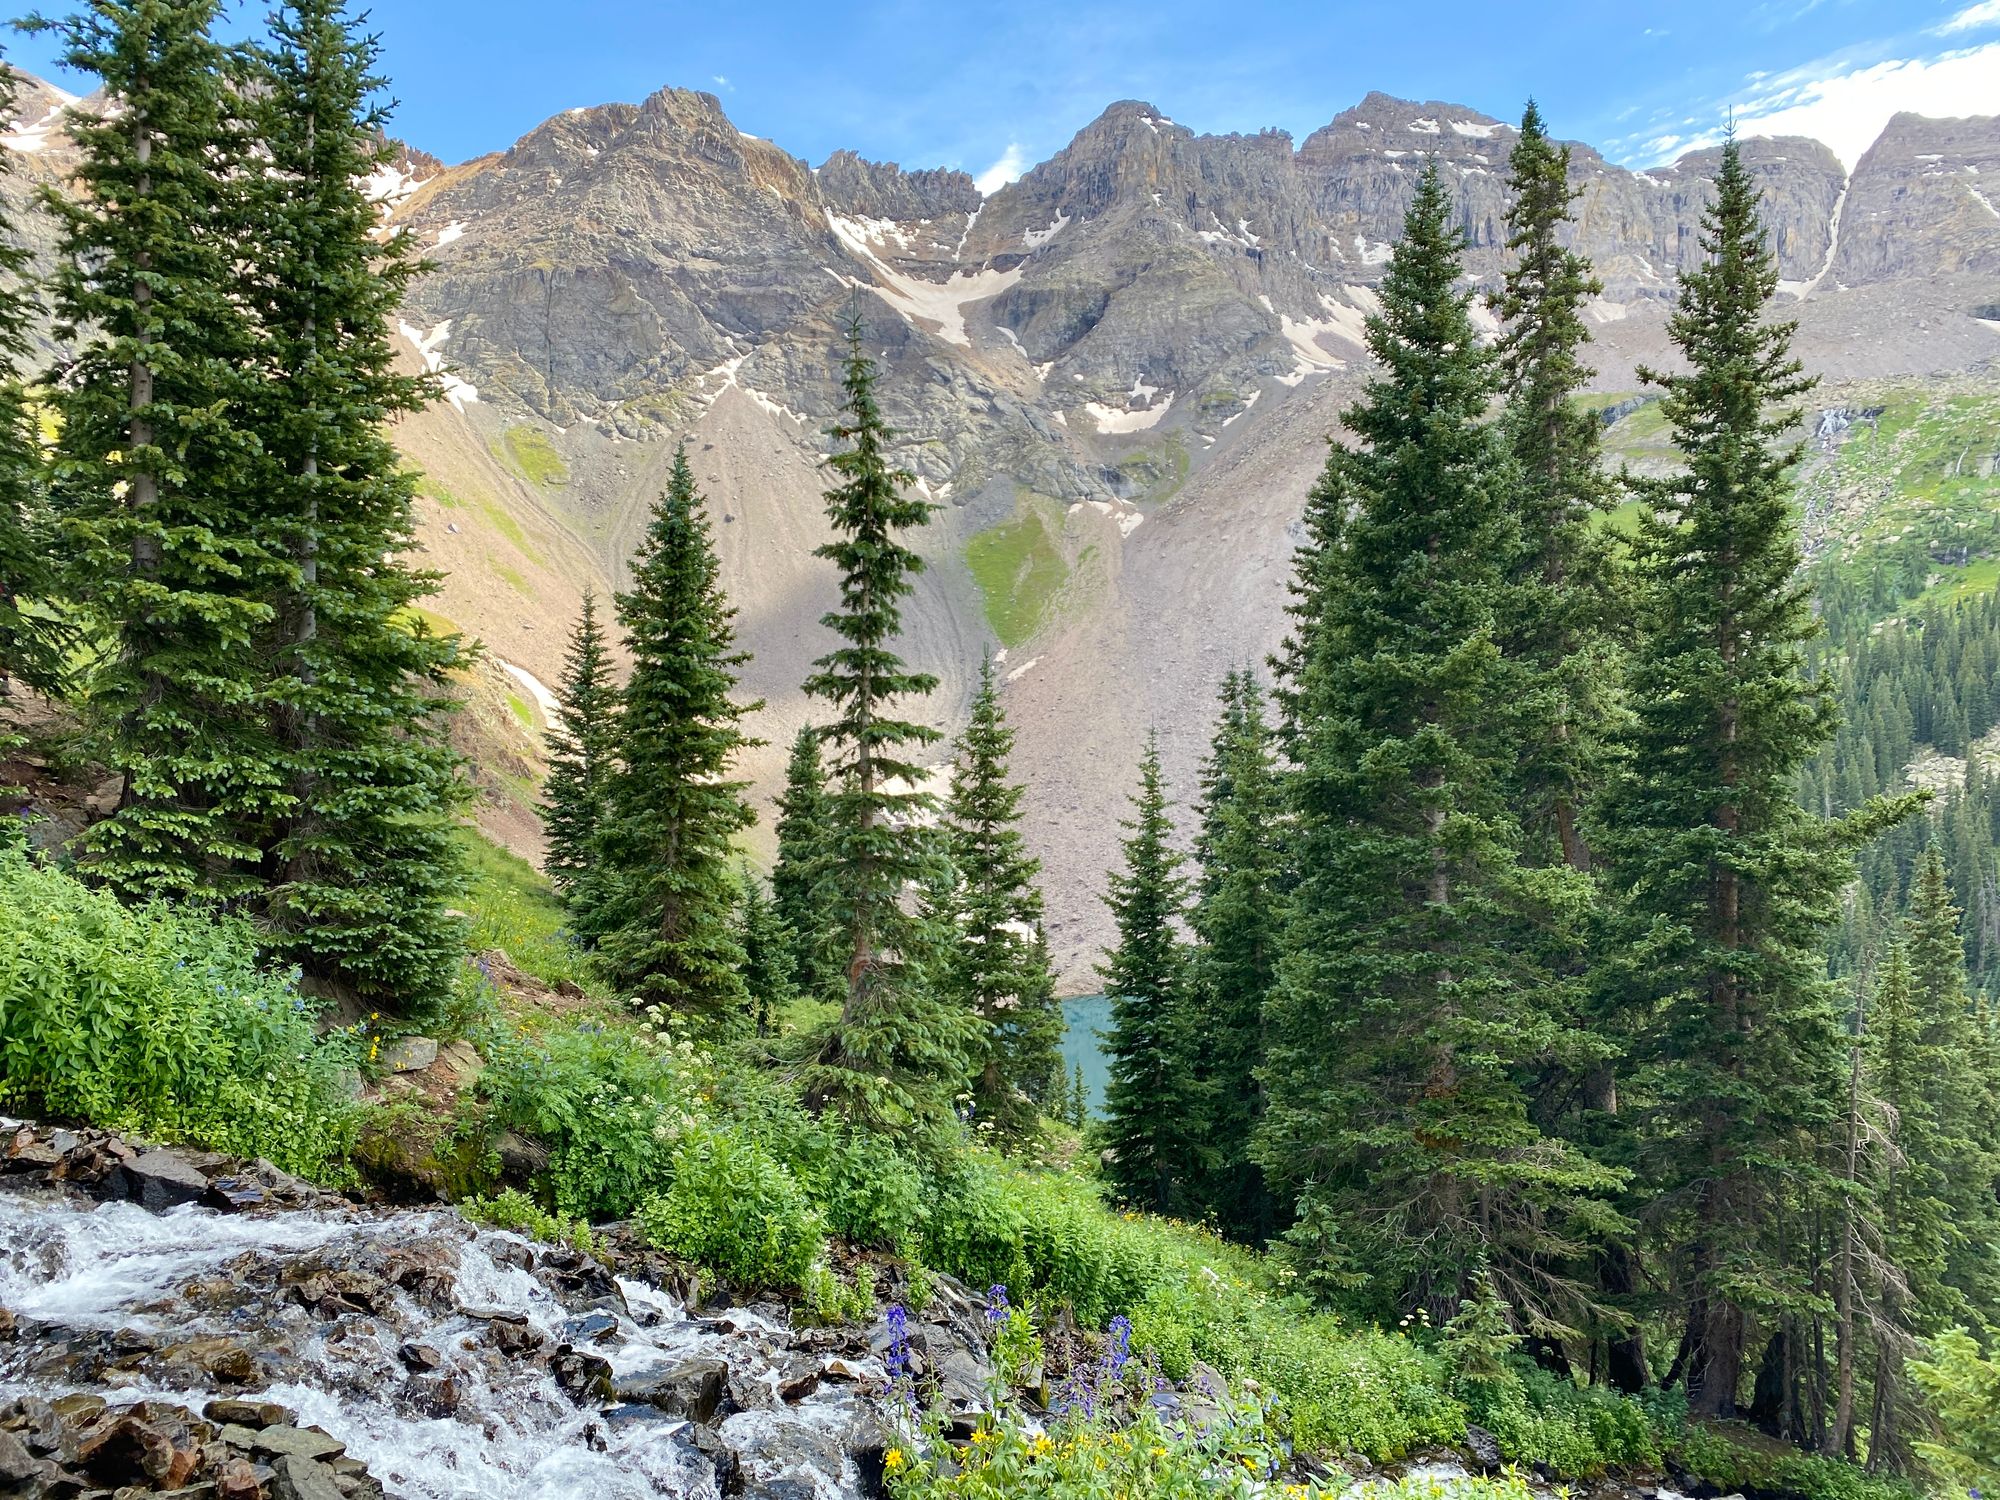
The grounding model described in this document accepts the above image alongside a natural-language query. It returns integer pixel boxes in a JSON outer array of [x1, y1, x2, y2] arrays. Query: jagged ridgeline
[[3, 65, 1985, 990]]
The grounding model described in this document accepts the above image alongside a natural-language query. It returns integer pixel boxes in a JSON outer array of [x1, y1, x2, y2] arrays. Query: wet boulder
[[616, 1356, 731, 1424], [116, 1148, 213, 1211]]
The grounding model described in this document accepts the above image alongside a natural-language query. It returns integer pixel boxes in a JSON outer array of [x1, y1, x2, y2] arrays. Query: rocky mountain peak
[[816, 150, 979, 222], [1831, 110, 2000, 286]]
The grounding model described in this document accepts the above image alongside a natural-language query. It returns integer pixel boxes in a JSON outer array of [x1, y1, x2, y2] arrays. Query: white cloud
[[712, 74, 732, 90], [1646, 41, 2000, 169], [973, 143, 1027, 196], [1937, 1, 2000, 34]]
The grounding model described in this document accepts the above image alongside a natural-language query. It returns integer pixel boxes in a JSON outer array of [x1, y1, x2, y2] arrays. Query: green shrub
[[919, 1153, 1029, 1294], [796, 1131, 926, 1250], [1909, 1327, 2000, 1494], [1012, 1173, 1159, 1325], [479, 1024, 703, 1218], [460, 1187, 598, 1256], [0, 846, 360, 1181], [1671, 1423, 1918, 1500], [637, 1129, 824, 1291]]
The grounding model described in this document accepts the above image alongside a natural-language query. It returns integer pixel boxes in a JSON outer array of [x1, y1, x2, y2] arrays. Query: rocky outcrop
[[816, 149, 980, 222], [0, 1393, 385, 1500], [1832, 111, 2000, 286]]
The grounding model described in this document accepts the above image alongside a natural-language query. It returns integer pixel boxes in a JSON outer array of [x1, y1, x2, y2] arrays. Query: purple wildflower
[[885, 1303, 911, 1383], [1104, 1314, 1133, 1378], [985, 1284, 1009, 1324]]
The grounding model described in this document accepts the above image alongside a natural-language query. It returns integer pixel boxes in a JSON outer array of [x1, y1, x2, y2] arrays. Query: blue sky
[[10, 1, 2000, 178]]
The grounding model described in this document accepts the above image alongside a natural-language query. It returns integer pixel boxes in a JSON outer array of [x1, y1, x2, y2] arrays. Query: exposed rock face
[[3, 65, 1995, 986], [1832, 111, 2000, 286], [816, 149, 980, 223]]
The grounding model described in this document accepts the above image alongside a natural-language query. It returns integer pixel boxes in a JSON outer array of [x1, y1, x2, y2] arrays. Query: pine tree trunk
[[1826, 1024, 1862, 1455]]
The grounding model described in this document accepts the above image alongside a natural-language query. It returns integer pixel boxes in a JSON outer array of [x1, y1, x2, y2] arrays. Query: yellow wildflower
[[884, 1448, 904, 1472]]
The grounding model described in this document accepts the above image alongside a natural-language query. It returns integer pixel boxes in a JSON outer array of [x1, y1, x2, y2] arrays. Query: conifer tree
[[0, 64, 62, 707], [1100, 734, 1195, 1213], [541, 591, 617, 908], [1259, 164, 1618, 1329], [1901, 845, 2000, 1325], [939, 654, 1062, 1138], [801, 315, 971, 1130], [736, 860, 795, 1038], [1489, 99, 1621, 871], [246, 0, 467, 998], [1270, 455, 1349, 758], [1591, 139, 1914, 1416], [593, 446, 761, 1019], [1186, 670, 1283, 1237], [40, 0, 278, 899], [771, 725, 846, 1003]]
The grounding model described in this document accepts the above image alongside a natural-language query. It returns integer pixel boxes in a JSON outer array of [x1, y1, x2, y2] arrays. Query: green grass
[[490, 558, 531, 595], [966, 500, 1069, 648], [505, 692, 534, 728], [497, 425, 571, 488], [1793, 387, 2000, 606], [473, 493, 546, 565], [456, 826, 600, 995], [426, 483, 465, 511], [1114, 435, 1191, 504]]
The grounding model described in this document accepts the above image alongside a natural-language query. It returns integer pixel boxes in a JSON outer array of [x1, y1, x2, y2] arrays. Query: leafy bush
[[795, 1131, 926, 1250], [1670, 1422, 1919, 1500], [920, 1153, 1029, 1293], [460, 1187, 598, 1256], [1909, 1327, 2000, 1495], [1466, 1366, 1660, 1476], [0, 846, 360, 1180], [479, 1023, 705, 1218], [637, 1129, 824, 1291]]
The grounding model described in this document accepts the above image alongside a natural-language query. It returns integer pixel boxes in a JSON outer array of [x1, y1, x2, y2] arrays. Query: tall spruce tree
[[246, 0, 467, 998], [1185, 670, 1284, 1238], [1100, 733, 1196, 1213], [1258, 163, 1619, 1330], [1491, 97, 1642, 1388], [0, 63, 61, 706], [541, 590, 617, 908], [940, 653, 1062, 1139], [735, 861, 795, 1038], [771, 725, 846, 1003], [1489, 99, 1621, 871], [1591, 139, 1914, 1417], [1899, 845, 2000, 1327], [801, 315, 971, 1131], [593, 446, 761, 1019], [40, 0, 279, 899]]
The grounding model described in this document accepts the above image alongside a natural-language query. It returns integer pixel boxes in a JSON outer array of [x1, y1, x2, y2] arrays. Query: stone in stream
[[272, 1452, 349, 1500], [75, 1409, 199, 1487], [118, 1148, 213, 1211], [614, 1356, 731, 1425], [204, 1398, 295, 1430], [218, 1422, 345, 1462]]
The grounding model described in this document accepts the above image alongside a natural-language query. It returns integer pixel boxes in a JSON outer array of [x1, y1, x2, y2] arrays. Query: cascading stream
[[0, 1188, 879, 1499]]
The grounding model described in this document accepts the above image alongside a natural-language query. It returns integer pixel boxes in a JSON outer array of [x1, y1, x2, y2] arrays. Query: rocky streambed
[[0, 1121, 996, 1499]]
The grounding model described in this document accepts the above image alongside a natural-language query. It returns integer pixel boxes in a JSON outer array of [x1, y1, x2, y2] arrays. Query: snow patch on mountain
[[1024, 212, 1070, 249], [829, 213, 1023, 348], [397, 320, 479, 411]]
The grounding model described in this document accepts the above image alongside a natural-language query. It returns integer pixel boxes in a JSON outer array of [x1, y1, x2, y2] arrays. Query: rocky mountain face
[[6, 71, 1998, 987]]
